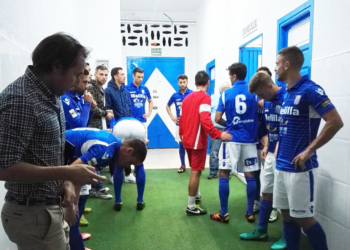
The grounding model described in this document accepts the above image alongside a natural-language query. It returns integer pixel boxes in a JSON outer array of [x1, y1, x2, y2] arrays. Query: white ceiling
[[120, 0, 203, 12]]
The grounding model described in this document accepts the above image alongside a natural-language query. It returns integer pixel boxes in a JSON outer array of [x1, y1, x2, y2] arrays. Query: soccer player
[[112, 117, 148, 211], [61, 68, 94, 130], [179, 71, 232, 215], [239, 71, 287, 249], [211, 62, 259, 223], [208, 81, 231, 179], [64, 128, 147, 250], [126, 67, 153, 134], [253, 67, 270, 214], [273, 46, 343, 250], [166, 74, 193, 173]]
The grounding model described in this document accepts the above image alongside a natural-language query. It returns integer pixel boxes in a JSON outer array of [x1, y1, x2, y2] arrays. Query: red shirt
[[179, 90, 222, 149]]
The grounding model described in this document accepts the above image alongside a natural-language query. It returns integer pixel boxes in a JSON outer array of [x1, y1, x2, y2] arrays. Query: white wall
[[77, 0, 122, 72], [196, 0, 350, 248], [311, 0, 350, 249], [0, 0, 121, 248], [195, 0, 307, 93]]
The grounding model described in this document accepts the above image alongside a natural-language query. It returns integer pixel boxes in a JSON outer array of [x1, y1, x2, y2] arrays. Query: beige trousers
[[1, 201, 70, 250]]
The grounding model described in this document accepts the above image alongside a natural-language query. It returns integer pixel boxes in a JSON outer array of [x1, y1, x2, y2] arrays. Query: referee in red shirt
[[179, 71, 232, 215]]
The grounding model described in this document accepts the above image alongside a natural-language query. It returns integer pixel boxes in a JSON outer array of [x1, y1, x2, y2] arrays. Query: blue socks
[[245, 177, 256, 215], [305, 222, 328, 250], [218, 177, 230, 215], [69, 214, 84, 250], [179, 143, 186, 167], [113, 165, 124, 204], [254, 170, 261, 202], [113, 165, 146, 204], [135, 164, 146, 203], [257, 200, 273, 231], [283, 221, 301, 250]]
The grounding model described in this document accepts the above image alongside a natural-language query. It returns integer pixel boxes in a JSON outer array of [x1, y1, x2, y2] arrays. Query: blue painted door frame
[[239, 34, 263, 83], [276, 0, 314, 85], [126, 57, 185, 149], [206, 59, 215, 95], [239, 47, 262, 83]]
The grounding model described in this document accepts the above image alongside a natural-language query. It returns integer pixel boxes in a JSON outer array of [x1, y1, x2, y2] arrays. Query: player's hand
[[106, 112, 114, 121], [220, 131, 232, 141], [171, 115, 177, 123], [60, 180, 76, 207], [64, 207, 77, 227], [292, 148, 314, 170], [261, 146, 268, 160], [84, 90, 94, 103], [67, 165, 106, 186], [143, 112, 151, 119]]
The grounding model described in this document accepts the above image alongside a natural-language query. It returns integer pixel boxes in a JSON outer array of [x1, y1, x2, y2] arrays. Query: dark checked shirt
[[0, 66, 65, 202]]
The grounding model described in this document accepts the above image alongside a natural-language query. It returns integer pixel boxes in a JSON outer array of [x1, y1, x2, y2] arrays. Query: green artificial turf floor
[[81, 169, 310, 250]]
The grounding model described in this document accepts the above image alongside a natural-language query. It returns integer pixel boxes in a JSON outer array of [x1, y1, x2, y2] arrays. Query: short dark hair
[[111, 67, 123, 79], [86, 62, 90, 66], [125, 139, 147, 163], [95, 65, 108, 72], [256, 66, 272, 77], [133, 67, 144, 75], [278, 46, 304, 70], [178, 74, 188, 81], [32, 32, 89, 74], [83, 69, 89, 76], [227, 63, 247, 80], [249, 72, 273, 93], [195, 70, 209, 86]]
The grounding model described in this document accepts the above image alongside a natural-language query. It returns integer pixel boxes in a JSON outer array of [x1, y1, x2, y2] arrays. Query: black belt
[[6, 195, 62, 206]]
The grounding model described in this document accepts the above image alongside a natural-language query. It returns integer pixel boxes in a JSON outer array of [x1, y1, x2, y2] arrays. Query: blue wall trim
[[276, 0, 314, 55], [276, 0, 314, 85], [206, 59, 215, 95], [239, 33, 264, 51], [239, 34, 263, 83]]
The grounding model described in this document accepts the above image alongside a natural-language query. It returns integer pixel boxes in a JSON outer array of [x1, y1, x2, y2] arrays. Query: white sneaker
[[109, 176, 114, 185], [269, 209, 278, 222], [124, 174, 136, 184], [253, 200, 260, 213], [89, 188, 113, 199]]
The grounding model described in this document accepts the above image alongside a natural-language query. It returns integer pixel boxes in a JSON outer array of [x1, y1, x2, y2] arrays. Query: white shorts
[[142, 122, 148, 139], [261, 152, 276, 193], [219, 142, 259, 172], [273, 169, 316, 218], [80, 184, 91, 196], [113, 119, 147, 142], [175, 125, 181, 142]]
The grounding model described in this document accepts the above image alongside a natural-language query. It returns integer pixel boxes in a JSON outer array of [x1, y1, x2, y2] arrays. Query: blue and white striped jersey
[[276, 76, 335, 172], [264, 85, 286, 153]]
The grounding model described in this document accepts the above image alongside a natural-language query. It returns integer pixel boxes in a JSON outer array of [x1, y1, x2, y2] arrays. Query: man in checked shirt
[[0, 33, 105, 250]]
